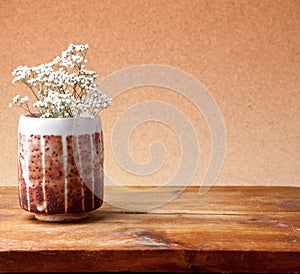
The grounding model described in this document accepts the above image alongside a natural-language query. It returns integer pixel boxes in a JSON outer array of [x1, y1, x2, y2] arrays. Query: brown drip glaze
[[66, 135, 84, 214], [44, 135, 65, 214], [18, 133, 28, 210], [28, 134, 44, 213], [18, 131, 104, 216]]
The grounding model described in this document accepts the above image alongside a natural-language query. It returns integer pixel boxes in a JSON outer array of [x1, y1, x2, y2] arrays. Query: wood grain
[[0, 186, 299, 272]]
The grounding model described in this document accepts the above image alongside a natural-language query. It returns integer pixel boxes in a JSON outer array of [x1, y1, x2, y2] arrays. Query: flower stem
[[23, 82, 39, 100]]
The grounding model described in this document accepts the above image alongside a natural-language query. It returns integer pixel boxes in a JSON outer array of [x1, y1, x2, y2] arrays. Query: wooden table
[[0, 186, 299, 273]]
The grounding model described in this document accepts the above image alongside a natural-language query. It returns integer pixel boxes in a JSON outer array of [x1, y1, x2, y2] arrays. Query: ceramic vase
[[17, 115, 104, 222]]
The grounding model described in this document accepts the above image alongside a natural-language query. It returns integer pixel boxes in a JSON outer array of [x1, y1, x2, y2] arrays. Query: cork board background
[[0, 0, 299, 187]]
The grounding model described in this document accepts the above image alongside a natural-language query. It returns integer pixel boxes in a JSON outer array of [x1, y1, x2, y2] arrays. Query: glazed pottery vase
[[17, 115, 104, 222]]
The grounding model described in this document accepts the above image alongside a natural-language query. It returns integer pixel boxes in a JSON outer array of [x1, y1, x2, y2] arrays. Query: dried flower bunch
[[10, 44, 112, 118]]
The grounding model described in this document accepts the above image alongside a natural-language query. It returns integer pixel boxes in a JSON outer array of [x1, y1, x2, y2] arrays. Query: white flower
[[13, 95, 20, 104], [19, 96, 29, 105], [11, 43, 112, 118]]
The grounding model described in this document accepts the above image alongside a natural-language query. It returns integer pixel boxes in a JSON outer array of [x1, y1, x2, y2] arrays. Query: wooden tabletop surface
[[0, 186, 299, 273]]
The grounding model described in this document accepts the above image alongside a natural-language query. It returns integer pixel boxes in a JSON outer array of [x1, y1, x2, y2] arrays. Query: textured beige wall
[[0, 0, 299, 187]]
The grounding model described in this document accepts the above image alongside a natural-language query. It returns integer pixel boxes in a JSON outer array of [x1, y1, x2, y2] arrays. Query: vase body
[[17, 115, 104, 221]]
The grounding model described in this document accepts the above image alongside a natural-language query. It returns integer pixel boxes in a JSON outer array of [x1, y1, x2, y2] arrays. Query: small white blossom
[[13, 95, 20, 104], [10, 43, 112, 118], [19, 96, 29, 105]]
